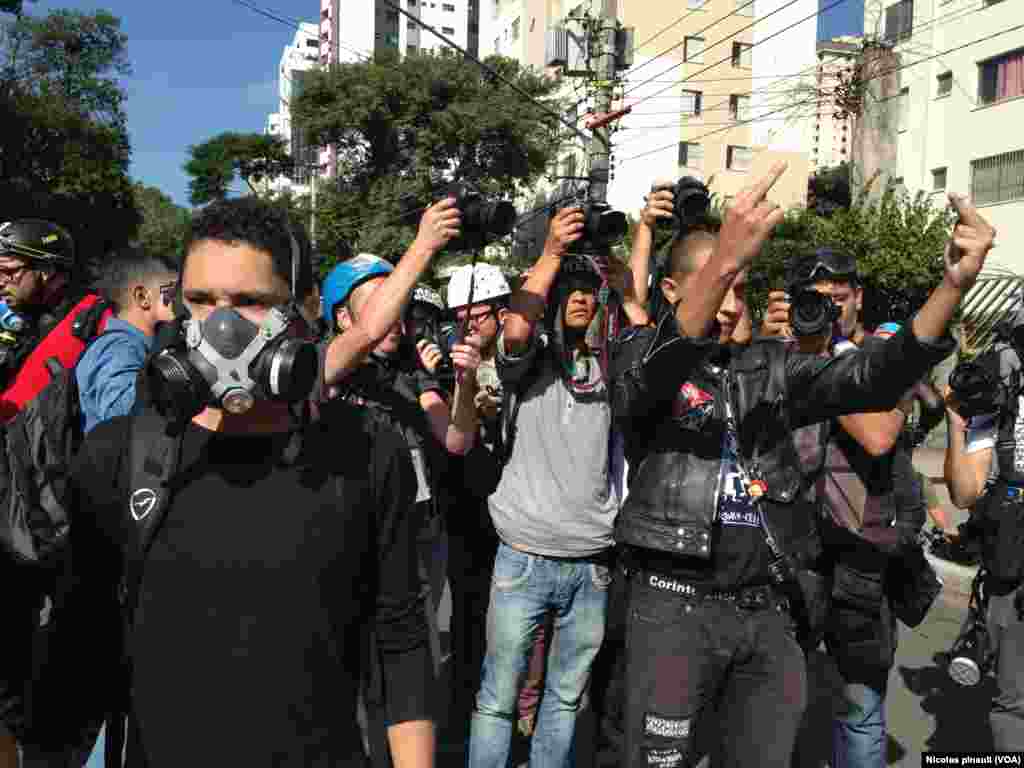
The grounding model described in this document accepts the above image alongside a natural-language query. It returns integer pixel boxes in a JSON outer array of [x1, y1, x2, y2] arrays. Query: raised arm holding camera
[[943, 303, 1024, 750], [762, 247, 944, 768], [611, 167, 991, 768]]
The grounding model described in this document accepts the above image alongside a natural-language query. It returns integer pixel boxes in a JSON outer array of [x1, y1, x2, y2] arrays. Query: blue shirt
[[76, 317, 152, 434]]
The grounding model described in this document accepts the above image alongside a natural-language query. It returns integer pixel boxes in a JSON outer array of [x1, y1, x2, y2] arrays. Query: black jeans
[[446, 525, 498, 736], [623, 574, 807, 768]]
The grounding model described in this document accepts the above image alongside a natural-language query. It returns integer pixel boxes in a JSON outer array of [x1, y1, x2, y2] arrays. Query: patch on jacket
[[672, 382, 714, 430], [873, 322, 902, 340]]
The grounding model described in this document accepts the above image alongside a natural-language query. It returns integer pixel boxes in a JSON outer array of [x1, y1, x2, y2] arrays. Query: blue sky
[[818, 0, 865, 41], [28, 0, 300, 208]]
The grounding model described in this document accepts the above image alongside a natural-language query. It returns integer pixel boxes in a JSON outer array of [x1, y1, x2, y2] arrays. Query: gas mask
[[146, 229, 319, 422]]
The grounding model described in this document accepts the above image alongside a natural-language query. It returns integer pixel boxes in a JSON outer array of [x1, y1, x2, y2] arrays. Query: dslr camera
[[405, 285, 455, 383], [554, 196, 628, 253], [783, 253, 843, 338], [444, 182, 517, 252], [947, 352, 1007, 419], [651, 176, 712, 232]]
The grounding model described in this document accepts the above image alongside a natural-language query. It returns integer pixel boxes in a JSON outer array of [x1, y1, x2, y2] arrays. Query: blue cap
[[320, 254, 394, 325]]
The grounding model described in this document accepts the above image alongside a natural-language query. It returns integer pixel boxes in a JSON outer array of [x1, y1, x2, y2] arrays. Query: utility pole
[[587, 0, 618, 205], [310, 162, 318, 247]]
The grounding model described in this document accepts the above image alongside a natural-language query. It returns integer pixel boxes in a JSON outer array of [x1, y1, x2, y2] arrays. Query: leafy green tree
[[294, 50, 567, 268], [183, 132, 292, 206], [133, 183, 190, 264], [807, 162, 852, 217], [1, 7, 130, 125]]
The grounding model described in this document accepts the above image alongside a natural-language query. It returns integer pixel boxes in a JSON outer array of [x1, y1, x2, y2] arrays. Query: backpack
[[0, 298, 112, 567]]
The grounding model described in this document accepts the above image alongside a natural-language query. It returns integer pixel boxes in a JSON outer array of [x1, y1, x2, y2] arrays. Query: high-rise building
[[863, 0, 1022, 272], [265, 23, 321, 197], [811, 36, 860, 173]]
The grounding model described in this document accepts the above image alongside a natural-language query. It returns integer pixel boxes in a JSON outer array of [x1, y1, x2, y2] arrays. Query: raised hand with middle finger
[[943, 192, 997, 293]]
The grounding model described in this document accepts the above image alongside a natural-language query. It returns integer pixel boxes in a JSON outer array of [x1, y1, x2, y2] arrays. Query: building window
[[731, 42, 752, 68], [730, 94, 750, 122], [681, 90, 703, 116], [688, 0, 705, 9], [308, 39, 320, 48], [883, 0, 913, 42], [971, 149, 1024, 205], [322, 8, 330, 18], [443, 2, 456, 8], [512, 17, 520, 39], [494, 37, 500, 52], [678, 142, 704, 169], [735, 0, 754, 16], [936, 72, 952, 97], [979, 49, 1024, 106], [685, 36, 705, 63], [932, 167, 947, 191], [407, 45, 417, 55], [442, 26, 455, 34], [727, 145, 753, 171]]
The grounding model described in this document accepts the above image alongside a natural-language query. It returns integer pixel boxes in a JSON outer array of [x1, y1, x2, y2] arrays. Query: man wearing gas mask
[[63, 196, 437, 768], [467, 201, 627, 768], [611, 163, 992, 768], [944, 304, 1024, 751], [762, 249, 942, 768]]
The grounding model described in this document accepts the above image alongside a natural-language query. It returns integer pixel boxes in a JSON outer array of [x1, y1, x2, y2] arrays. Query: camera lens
[[790, 289, 839, 337]]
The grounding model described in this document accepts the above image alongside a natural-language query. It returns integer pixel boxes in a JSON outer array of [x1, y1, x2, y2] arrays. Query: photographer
[[611, 166, 992, 768], [467, 204, 624, 768], [762, 249, 937, 768], [944, 305, 1024, 750], [319, 251, 481, 768]]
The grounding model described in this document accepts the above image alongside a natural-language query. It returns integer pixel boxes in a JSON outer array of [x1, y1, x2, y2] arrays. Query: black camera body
[[444, 183, 517, 252], [788, 288, 841, 338], [553, 198, 628, 253], [405, 285, 456, 381], [948, 354, 1007, 419], [652, 176, 712, 231]]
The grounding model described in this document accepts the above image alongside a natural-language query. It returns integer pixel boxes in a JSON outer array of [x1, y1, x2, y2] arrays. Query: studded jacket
[[611, 311, 955, 568]]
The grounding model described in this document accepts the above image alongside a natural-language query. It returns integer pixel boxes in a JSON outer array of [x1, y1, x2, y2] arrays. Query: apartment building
[[811, 36, 860, 173], [264, 23, 321, 197], [864, 0, 1022, 272]]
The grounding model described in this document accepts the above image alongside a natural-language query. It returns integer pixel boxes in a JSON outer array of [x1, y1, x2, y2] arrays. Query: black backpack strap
[[106, 408, 185, 767]]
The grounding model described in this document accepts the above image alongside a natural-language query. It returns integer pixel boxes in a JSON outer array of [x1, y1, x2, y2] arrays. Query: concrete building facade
[[863, 0, 1023, 273], [265, 23, 321, 197]]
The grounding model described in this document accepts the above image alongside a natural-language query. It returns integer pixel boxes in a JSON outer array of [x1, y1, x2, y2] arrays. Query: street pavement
[[435, 447, 989, 767]]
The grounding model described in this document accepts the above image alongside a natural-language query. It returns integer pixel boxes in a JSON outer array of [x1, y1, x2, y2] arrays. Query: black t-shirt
[[67, 404, 431, 768]]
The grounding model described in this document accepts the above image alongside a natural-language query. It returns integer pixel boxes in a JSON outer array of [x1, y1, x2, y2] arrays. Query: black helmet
[[0, 219, 75, 270]]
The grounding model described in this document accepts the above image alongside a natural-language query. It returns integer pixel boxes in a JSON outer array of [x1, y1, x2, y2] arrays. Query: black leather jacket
[[611, 311, 955, 566]]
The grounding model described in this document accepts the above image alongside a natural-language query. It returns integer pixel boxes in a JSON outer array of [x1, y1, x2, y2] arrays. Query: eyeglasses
[[158, 282, 176, 307], [457, 307, 497, 327], [0, 265, 28, 285]]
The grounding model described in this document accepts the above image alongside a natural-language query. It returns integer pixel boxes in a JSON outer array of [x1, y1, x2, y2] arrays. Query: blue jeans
[[832, 682, 886, 768], [468, 543, 610, 768]]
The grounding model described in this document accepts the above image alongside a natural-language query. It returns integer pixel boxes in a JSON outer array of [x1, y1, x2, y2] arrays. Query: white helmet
[[447, 263, 510, 309]]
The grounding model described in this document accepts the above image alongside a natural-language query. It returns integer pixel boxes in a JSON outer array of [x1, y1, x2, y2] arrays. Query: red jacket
[[0, 294, 112, 424]]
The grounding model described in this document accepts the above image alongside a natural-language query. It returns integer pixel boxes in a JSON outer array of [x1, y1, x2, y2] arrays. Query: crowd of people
[[0, 159, 1014, 768]]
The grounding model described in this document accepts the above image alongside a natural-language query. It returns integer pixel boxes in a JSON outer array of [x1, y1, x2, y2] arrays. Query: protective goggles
[[787, 248, 857, 287]]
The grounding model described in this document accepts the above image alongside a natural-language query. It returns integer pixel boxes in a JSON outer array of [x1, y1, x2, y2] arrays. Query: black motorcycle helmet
[[0, 219, 76, 270]]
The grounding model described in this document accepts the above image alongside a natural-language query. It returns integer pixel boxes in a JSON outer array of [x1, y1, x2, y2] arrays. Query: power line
[[616, 94, 823, 163], [378, 0, 598, 149], [623, 0, 848, 109], [617, 20, 1024, 165], [627, 0, 754, 76]]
